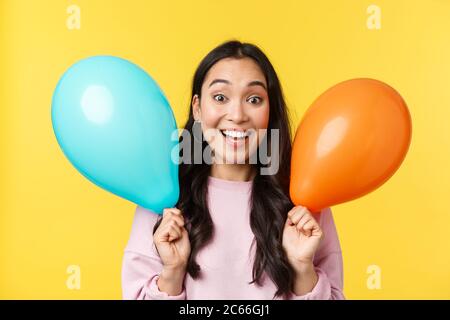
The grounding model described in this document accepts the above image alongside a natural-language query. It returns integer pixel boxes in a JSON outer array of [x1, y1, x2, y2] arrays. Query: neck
[[210, 164, 256, 182]]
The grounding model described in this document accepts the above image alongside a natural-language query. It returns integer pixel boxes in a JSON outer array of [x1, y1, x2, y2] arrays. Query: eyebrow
[[208, 78, 267, 91]]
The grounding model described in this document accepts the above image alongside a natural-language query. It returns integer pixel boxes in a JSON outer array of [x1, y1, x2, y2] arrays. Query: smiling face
[[192, 57, 270, 165]]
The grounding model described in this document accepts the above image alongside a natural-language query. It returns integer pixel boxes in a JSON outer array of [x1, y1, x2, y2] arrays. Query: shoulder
[[124, 205, 162, 257]]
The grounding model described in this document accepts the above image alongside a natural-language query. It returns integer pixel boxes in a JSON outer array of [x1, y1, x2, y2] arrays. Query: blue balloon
[[51, 56, 179, 214]]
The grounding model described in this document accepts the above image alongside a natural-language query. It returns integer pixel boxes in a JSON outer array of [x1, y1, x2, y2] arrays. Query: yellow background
[[1, 0, 449, 299]]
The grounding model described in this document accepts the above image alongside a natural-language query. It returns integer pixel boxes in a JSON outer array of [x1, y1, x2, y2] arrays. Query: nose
[[226, 100, 249, 123]]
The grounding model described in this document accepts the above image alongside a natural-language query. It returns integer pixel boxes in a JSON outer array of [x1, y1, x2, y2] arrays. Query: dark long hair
[[154, 40, 295, 298]]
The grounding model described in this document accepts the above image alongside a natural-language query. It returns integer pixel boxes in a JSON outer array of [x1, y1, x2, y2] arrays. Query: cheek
[[200, 105, 223, 128], [251, 104, 270, 129], [248, 105, 270, 152], [200, 108, 223, 142]]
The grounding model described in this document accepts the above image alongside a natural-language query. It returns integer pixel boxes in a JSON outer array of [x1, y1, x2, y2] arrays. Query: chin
[[213, 150, 248, 164]]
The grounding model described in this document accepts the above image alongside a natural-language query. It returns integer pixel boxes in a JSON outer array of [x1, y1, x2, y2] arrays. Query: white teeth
[[223, 130, 249, 139]]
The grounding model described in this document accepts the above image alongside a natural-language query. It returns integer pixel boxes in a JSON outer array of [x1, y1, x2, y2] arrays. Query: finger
[[296, 213, 312, 230], [169, 214, 185, 228], [168, 207, 182, 215], [287, 205, 305, 219], [167, 225, 182, 242], [286, 217, 294, 226], [286, 208, 296, 225], [163, 218, 184, 232], [162, 210, 185, 227], [154, 223, 179, 243], [301, 219, 317, 237], [163, 207, 182, 218], [162, 208, 172, 219], [296, 215, 312, 236], [161, 218, 182, 234], [287, 207, 297, 218], [304, 219, 323, 237], [289, 207, 309, 225]]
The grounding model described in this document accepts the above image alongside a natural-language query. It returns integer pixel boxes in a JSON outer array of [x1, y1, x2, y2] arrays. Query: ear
[[192, 94, 201, 121]]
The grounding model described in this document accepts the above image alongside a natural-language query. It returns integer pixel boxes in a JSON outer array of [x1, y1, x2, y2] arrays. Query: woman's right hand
[[153, 208, 191, 271]]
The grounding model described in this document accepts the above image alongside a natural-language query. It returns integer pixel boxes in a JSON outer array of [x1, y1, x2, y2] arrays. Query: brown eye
[[213, 94, 227, 103], [248, 96, 262, 104], [213, 94, 227, 102]]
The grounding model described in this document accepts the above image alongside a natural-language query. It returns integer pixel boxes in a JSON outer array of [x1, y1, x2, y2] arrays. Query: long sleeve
[[289, 207, 345, 300], [121, 206, 187, 300]]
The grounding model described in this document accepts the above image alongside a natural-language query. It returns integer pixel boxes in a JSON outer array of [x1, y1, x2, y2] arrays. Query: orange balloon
[[290, 78, 412, 213]]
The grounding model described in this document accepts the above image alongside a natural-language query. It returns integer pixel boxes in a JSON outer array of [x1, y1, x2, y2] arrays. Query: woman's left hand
[[282, 205, 324, 268]]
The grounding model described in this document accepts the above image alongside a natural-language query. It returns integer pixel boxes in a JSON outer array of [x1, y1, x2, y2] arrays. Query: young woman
[[121, 40, 345, 300]]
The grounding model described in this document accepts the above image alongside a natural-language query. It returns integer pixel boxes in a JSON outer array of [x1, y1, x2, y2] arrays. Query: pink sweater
[[121, 176, 345, 300]]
